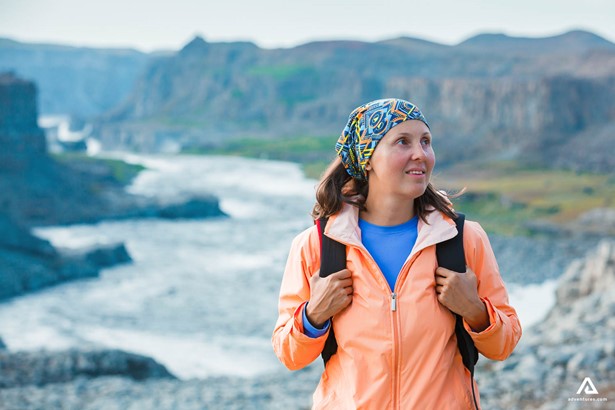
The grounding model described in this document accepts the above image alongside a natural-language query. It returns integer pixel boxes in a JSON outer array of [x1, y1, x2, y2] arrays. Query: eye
[[421, 137, 431, 146], [395, 137, 408, 145]]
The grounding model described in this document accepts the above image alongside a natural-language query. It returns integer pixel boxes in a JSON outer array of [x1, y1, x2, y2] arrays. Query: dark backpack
[[315, 213, 479, 409]]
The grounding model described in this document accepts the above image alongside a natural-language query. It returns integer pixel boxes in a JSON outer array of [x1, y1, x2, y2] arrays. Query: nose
[[410, 141, 426, 161]]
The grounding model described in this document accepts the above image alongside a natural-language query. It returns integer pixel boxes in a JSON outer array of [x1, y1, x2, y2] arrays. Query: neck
[[360, 194, 416, 226]]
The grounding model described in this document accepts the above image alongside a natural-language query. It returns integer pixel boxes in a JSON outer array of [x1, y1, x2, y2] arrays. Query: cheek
[[426, 148, 436, 169]]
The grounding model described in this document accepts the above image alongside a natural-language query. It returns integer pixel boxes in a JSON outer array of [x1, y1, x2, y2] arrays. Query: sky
[[0, 0, 614, 52]]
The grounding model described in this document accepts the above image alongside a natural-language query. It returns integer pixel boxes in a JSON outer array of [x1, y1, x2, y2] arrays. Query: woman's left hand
[[435, 266, 490, 332]]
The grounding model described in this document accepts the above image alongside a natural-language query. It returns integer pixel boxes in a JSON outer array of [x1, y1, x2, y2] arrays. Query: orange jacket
[[272, 204, 522, 409]]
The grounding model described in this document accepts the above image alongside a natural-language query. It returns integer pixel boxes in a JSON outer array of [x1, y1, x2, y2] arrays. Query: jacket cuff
[[302, 303, 331, 338], [463, 297, 501, 337], [292, 302, 330, 342]]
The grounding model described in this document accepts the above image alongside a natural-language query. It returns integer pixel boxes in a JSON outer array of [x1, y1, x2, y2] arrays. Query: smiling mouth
[[405, 170, 426, 175]]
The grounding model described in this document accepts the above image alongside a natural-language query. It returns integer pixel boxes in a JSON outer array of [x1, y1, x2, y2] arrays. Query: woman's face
[[365, 120, 435, 201]]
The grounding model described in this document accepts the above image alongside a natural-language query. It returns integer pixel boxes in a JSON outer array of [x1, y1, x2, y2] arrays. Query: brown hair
[[311, 157, 459, 222]]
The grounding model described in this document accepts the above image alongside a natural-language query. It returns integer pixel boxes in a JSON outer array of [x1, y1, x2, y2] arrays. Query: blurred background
[[0, 1, 614, 409]]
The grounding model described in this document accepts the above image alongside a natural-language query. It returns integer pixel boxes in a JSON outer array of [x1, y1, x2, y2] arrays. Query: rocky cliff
[[0, 73, 225, 301], [0, 73, 46, 170], [477, 240, 615, 409], [0, 38, 151, 117], [94, 31, 615, 172]]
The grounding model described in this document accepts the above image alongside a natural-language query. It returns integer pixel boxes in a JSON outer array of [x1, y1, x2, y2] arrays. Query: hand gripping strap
[[316, 218, 345, 364]]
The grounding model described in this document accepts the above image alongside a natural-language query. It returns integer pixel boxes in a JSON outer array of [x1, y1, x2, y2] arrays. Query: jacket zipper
[[390, 252, 422, 409], [360, 251, 419, 409], [391, 292, 400, 409]]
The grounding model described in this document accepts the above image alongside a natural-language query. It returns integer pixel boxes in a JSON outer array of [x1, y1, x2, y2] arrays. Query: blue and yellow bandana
[[335, 98, 429, 180]]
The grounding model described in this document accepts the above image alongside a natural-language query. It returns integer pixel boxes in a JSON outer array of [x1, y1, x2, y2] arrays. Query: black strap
[[317, 218, 344, 364], [435, 213, 479, 373], [318, 218, 346, 278], [435, 213, 480, 410]]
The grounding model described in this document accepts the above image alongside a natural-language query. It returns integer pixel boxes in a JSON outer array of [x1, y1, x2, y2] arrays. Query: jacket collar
[[325, 202, 458, 258]]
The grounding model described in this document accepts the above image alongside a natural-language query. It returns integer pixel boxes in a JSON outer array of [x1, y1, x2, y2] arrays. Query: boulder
[[0, 349, 175, 388], [476, 240, 615, 409]]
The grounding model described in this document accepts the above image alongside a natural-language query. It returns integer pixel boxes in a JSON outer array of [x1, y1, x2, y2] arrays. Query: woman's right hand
[[305, 269, 353, 328]]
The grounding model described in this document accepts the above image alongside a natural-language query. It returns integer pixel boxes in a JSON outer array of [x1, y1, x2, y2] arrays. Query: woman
[[272, 98, 522, 409]]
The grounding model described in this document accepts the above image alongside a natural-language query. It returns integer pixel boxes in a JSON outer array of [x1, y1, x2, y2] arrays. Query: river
[[0, 154, 556, 380]]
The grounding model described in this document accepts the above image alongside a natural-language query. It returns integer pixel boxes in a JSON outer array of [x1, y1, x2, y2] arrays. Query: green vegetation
[[247, 65, 313, 80], [436, 163, 615, 235], [52, 153, 146, 185]]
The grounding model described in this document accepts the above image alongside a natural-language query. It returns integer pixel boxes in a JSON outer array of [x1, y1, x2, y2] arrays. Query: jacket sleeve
[[271, 226, 330, 370], [462, 221, 522, 361]]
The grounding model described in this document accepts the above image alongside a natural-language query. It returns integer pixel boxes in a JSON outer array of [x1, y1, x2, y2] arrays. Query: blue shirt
[[359, 216, 419, 291], [303, 215, 419, 338]]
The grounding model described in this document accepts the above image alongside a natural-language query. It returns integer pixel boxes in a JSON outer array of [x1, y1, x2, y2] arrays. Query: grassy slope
[[188, 135, 615, 236], [435, 162, 615, 235], [51, 153, 146, 185]]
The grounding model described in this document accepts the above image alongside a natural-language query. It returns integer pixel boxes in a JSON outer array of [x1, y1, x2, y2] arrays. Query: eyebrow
[[395, 132, 431, 137]]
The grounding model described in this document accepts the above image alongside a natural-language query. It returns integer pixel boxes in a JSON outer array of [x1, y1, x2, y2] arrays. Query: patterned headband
[[335, 98, 429, 180]]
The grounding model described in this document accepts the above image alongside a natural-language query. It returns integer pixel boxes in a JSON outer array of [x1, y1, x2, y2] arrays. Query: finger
[[338, 278, 353, 288], [434, 275, 447, 286], [435, 284, 443, 294], [435, 267, 450, 277], [344, 286, 353, 295], [341, 295, 353, 308], [332, 269, 352, 279]]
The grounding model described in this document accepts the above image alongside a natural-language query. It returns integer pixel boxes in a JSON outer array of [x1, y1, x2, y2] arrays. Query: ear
[[365, 161, 372, 171]]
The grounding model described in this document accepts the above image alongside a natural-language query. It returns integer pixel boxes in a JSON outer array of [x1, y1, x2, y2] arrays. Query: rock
[[0, 349, 175, 388], [475, 240, 615, 409], [515, 355, 547, 384], [0, 72, 47, 172], [0, 243, 68, 301], [573, 208, 615, 236], [156, 196, 225, 219], [0, 215, 132, 301], [566, 348, 603, 375], [82, 244, 131, 269], [541, 349, 575, 368], [487, 234, 600, 284], [597, 357, 615, 374], [0, 215, 56, 257], [0, 363, 321, 410]]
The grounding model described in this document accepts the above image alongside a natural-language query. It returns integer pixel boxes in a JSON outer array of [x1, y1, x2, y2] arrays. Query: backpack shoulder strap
[[317, 218, 346, 278], [436, 213, 467, 273], [435, 213, 480, 370], [435, 212, 480, 409], [315, 217, 345, 364]]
